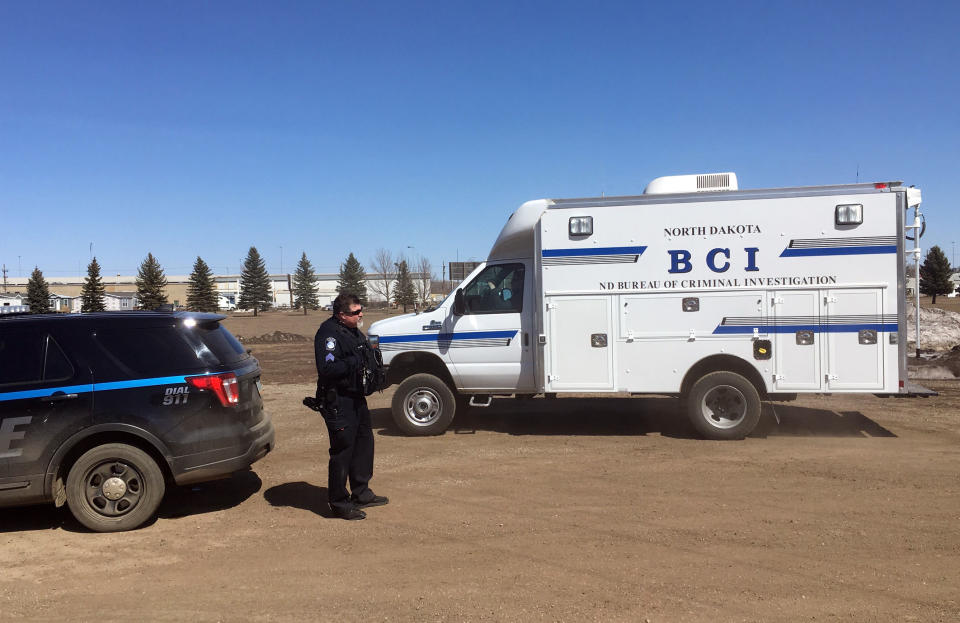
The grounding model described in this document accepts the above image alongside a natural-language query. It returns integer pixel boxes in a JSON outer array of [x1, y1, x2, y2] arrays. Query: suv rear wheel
[[66, 443, 165, 532]]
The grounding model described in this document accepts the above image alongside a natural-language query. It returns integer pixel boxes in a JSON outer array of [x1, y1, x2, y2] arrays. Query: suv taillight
[[186, 372, 239, 407]]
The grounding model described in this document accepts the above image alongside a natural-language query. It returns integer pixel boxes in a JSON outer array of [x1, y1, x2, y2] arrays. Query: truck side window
[[462, 264, 524, 315]]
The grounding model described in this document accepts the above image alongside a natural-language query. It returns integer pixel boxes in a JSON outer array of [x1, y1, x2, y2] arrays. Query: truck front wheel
[[686, 371, 761, 440], [391, 373, 456, 435]]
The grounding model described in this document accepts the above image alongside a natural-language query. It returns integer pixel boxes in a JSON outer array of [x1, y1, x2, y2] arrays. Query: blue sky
[[2, 1, 958, 279]]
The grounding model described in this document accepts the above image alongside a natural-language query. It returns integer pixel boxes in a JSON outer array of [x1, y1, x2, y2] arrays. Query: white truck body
[[370, 176, 925, 438]]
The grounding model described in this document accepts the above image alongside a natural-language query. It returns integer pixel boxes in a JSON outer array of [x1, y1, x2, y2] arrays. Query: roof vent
[[644, 172, 739, 195]]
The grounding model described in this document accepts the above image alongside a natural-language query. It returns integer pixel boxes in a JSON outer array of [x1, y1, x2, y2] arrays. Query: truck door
[[824, 288, 885, 390], [772, 291, 822, 390], [0, 328, 92, 503], [449, 261, 535, 391], [544, 295, 614, 391]]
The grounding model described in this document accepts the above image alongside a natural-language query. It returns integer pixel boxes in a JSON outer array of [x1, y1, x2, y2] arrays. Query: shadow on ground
[[0, 470, 263, 534], [158, 469, 263, 519], [372, 396, 896, 439], [263, 481, 332, 518]]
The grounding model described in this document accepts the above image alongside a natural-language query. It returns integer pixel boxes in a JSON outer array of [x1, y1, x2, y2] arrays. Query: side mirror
[[452, 289, 466, 316]]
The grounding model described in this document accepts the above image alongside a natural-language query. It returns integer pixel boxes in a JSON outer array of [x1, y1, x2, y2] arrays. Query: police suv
[[0, 312, 274, 532]]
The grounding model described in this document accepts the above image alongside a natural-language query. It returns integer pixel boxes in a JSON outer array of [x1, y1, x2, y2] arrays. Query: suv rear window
[[93, 322, 248, 378], [192, 321, 248, 367]]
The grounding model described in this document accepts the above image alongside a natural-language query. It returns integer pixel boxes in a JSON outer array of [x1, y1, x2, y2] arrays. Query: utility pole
[[2, 264, 7, 292]]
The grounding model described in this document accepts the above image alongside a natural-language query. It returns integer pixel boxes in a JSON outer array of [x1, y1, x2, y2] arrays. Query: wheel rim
[[403, 387, 442, 427], [83, 460, 146, 518], [699, 384, 747, 430]]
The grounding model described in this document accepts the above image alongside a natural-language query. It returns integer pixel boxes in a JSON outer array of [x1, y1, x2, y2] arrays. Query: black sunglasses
[[341, 308, 363, 316]]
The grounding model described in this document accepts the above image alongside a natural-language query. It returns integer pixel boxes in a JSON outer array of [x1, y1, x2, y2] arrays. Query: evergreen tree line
[[21, 247, 385, 315]]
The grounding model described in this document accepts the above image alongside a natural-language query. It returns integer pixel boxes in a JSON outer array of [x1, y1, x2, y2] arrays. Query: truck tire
[[392, 373, 456, 436], [65, 443, 166, 532], [686, 371, 761, 440]]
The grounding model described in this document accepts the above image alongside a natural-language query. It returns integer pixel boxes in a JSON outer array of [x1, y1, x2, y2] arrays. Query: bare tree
[[414, 255, 432, 306], [369, 248, 395, 306]]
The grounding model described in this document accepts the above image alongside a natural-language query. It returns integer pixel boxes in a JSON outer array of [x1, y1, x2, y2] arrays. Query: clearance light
[[186, 372, 239, 406], [874, 183, 888, 189], [835, 204, 863, 226], [569, 216, 593, 236]]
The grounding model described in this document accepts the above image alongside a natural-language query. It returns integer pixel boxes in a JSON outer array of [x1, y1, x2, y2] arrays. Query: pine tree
[[187, 256, 219, 312], [292, 252, 319, 315], [136, 252, 169, 310], [81, 257, 106, 312], [239, 246, 272, 316], [336, 252, 368, 306], [393, 260, 416, 312], [919, 245, 954, 304], [26, 267, 51, 314]]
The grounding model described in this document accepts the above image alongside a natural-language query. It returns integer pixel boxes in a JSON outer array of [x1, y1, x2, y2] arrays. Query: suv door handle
[[40, 392, 78, 402]]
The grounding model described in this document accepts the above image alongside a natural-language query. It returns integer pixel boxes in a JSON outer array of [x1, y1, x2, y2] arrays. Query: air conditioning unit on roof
[[644, 172, 739, 195]]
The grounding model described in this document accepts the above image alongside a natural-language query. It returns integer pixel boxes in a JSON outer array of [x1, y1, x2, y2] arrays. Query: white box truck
[[369, 173, 931, 439]]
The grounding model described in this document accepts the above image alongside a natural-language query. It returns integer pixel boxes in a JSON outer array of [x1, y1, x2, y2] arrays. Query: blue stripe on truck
[[780, 245, 896, 257], [712, 323, 898, 335], [542, 246, 647, 257], [379, 330, 518, 344]]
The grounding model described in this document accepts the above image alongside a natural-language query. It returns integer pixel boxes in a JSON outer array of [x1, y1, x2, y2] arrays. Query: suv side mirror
[[452, 289, 466, 317]]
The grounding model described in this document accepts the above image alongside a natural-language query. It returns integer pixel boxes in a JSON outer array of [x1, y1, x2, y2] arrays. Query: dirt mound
[[907, 305, 960, 351], [237, 330, 310, 344]]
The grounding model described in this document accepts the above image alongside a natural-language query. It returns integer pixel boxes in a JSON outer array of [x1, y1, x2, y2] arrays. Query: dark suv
[[0, 312, 274, 532]]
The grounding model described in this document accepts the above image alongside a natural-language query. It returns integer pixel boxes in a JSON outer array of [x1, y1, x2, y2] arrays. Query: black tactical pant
[[324, 393, 374, 514]]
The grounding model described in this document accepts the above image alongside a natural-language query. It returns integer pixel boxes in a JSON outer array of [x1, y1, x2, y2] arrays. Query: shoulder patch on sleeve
[[325, 337, 337, 351]]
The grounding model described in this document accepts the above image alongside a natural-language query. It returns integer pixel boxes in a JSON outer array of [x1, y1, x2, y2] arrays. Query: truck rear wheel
[[686, 371, 761, 440], [65, 443, 166, 532], [391, 373, 456, 436]]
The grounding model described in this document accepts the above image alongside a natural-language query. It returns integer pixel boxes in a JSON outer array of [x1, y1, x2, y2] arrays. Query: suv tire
[[66, 443, 166, 532], [391, 373, 456, 436]]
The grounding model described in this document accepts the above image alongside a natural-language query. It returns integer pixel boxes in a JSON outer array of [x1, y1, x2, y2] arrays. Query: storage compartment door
[[546, 296, 613, 390], [772, 291, 822, 390], [825, 288, 884, 390]]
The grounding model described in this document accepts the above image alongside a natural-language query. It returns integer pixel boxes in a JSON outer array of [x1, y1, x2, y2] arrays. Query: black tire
[[66, 443, 166, 532], [686, 371, 761, 440], [391, 373, 456, 435]]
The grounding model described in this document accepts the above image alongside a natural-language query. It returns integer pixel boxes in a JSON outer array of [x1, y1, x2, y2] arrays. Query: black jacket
[[315, 316, 366, 396]]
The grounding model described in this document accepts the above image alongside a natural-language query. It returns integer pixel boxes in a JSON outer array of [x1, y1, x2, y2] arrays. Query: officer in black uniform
[[313, 293, 388, 520]]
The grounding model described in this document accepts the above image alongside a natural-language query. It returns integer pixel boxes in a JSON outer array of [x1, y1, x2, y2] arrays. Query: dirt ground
[[2, 309, 959, 622]]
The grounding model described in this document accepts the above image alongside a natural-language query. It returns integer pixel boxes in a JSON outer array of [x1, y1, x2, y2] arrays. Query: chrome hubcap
[[404, 388, 441, 426], [700, 385, 747, 429]]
